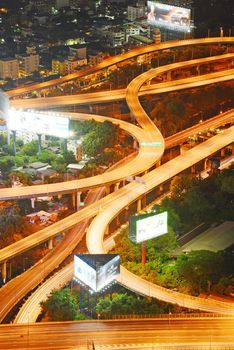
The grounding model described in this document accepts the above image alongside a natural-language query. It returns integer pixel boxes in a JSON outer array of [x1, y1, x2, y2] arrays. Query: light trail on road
[[0, 38, 233, 330]]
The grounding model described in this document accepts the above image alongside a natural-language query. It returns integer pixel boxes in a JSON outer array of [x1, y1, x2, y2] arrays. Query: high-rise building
[[16, 54, 40, 77], [127, 2, 145, 22], [0, 58, 19, 79]]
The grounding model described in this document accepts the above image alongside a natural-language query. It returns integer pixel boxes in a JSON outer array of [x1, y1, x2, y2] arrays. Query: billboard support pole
[[142, 241, 146, 267], [79, 286, 83, 312], [12, 130, 16, 155], [38, 134, 42, 158]]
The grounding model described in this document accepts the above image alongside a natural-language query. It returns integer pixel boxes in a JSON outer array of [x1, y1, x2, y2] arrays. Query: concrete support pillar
[[221, 148, 225, 157], [76, 192, 81, 211], [133, 139, 138, 150], [72, 193, 76, 209], [130, 112, 135, 124], [167, 70, 172, 80], [12, 130, 16, 156], [105, 225, 109, 236], [159, 184, 164, 194], [124, 207, 129, 221], [7, 129, 11, 145], [114, 182, 120, 192], [2, 261, 7, 283], [89, 105, 93, 113], [204, 158, 209, 170], [105, 186, 110, 196], [31, 198, 36, 209], [137, 198, 142, 212], [156, 160, 161, 168], [141, 195, 146, 209], [64, 138, 67, 152], [38, 134, 42, 158], [191, 165, 196, 174], [196, 65, 200, 75], [115, 215, 120, 226], [48, 238, 53, 250]]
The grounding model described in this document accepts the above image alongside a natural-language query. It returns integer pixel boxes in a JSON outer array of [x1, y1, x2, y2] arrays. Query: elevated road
[[6, 37, 234, 98], [0, 109, 233, 265], [2, 55, 234, 201], [0, 39, 233, 324], [0, 317, 233, 350], [10, 55, 234, 110]]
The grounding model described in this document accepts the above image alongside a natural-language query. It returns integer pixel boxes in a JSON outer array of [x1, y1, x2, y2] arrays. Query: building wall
[[0, 58, 19, 79]]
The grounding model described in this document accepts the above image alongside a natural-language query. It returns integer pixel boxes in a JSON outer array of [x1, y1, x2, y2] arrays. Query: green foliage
[[51, 156, 67, 173], [62, 150, 76, 165], [39, 150, 57, 163], [0, 157, 15, 175], [175, 251, 225, 294], [170, 174, 197, 201], [153, 199, 182, 233], [21, 140, 39, 156], [40, 288, 85, 321], [9, 171, 32, 185], [96, 293, 162, 317], [0, 133, 7, 147], [82, 120, 119, 158], [215, 169, 234, 194], [0, 206, 25, 244], [149, 82, 234, 136]]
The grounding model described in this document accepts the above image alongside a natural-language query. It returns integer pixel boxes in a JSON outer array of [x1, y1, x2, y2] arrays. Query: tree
[[216, 170, 234, 194], [0, 206, 25, 246], [170, 174, 197, 201], [96, 293, 163, 317], [0, 157, 15, 177], [9, 171, 32, 186], [183, 187, 211, 224], [153, 198, 182, 233], [175, 250, 224, 294], [21, 140, 38, 156], [82, 121, 119, 158], [40, 288, 85, 321], [62, 150, 76, 165]]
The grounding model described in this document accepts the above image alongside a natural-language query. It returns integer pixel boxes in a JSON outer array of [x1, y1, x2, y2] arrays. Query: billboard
[[74, 255, 96, 291], [7, 109, 69, 138], [129, 211, 168, 243], [74, 254, 120, 292], [147, 1, 191, 32]]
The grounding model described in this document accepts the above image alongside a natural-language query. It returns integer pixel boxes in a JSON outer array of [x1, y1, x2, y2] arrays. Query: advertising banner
[[74, 254, 120, 292], [129, 211, 168, 243], [147, 1, 191, 32], [8, 109, 69, 138]]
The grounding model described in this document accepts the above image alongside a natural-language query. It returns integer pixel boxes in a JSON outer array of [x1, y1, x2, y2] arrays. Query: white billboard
[[7, 109, 69, 138], [74, 255, 96, 291], [97, 255, 120, 291], [136, 211, 168, 243], [74, 254, 120, 292], [147, 1, 191, 32]]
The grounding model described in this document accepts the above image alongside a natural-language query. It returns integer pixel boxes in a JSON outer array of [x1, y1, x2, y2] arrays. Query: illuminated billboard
[[147, 1, 191, 32], [74, 255, 96, 291], [7, 109, 69, 138], [129, 211, 168, 243], [74, 254, 120, 292]]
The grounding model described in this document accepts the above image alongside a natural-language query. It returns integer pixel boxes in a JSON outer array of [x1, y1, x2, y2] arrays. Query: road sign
[[140, 142, 162, 147]]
